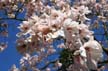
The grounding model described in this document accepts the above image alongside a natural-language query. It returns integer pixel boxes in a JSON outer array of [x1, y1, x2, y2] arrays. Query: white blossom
[[12, 0, 107, 70], [84, 36, 103, 61], [10, 64, 19, 71], [55, 61, 62, 68]]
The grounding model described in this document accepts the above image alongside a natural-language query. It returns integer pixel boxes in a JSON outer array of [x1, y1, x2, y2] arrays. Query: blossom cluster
[[6, 0, 108, 71]]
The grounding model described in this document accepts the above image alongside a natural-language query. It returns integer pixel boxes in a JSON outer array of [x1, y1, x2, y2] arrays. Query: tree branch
[[15, 2, 25, 19], [40, 60, 58, 70], [0, 17, 25, 21]]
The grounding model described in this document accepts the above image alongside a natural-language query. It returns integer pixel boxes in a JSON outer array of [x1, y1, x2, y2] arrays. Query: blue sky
[[0, 20, 22, 71]]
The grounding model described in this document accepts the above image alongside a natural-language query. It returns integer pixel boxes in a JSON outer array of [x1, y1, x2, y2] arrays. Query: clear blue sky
[[0, 20, 22, 71]]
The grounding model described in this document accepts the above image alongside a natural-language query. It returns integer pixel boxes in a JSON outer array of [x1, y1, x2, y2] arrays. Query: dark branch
[[0, 17, 25, 21], [15, 2, 25, 19], [40, 60, 58, 70]]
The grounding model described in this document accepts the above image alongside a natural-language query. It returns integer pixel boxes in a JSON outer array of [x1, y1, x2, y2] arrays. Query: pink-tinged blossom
[[84, 36, 103, 70], [28, 55, 39, 66], [11, 0, 108, 71], [78, 5, 91, 15], [84, 36, 103, 61], [20, 53, 30, 66], [47, 47, 56, 54], [10, 64, 19, 71], [0, 43, 7, 52], [55, 61, 62, 68], [78, 23, 94, 38]]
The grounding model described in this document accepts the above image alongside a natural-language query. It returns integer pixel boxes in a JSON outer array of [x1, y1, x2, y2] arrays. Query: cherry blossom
[[15, 0, 106, 70], [0, 0, 108, 71], [83, 36, 103, 70]]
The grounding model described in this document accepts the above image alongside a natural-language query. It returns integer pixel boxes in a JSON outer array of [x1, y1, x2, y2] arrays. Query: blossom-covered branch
[[0, 0, 108, 71]]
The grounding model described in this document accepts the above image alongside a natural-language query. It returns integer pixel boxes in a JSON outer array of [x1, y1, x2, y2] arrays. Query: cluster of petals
[[12, 0, 108, 71]]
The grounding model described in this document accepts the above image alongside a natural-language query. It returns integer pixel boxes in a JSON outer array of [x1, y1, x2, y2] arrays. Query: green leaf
[[59, 49, 75, 70]]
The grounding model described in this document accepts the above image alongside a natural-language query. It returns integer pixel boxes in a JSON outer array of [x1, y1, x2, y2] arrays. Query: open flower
[[63, 18, 79, 42], [78, 23, 94, 38], [84, 36, 103, 61], [78, 5, 91, 15], [83, 36, 103, 70]]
